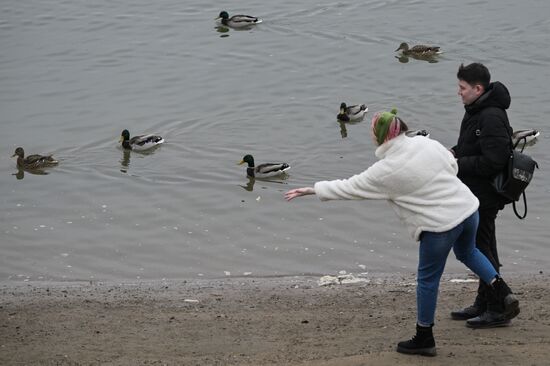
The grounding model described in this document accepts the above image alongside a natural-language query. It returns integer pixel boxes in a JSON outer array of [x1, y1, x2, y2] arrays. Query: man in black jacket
[[450, 63, 519, 328]]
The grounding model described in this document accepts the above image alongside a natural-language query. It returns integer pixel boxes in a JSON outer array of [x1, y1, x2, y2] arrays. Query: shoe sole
[[465, 306, 520, 329], [396, 345, 437, 357], [466, 319, 510, 329], [465, 319, 511, 329], [451, 313, 482, 321]]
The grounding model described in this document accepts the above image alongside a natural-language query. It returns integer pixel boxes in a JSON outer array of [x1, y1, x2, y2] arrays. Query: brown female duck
[[12, 147, 58, 170], [395, 42, 441, 56]]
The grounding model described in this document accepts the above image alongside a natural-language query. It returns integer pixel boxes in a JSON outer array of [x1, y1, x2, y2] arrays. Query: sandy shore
[[1, 272, 549, 365]]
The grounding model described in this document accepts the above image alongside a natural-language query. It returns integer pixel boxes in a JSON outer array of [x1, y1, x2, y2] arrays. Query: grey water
[[1, 0, 549, 282]]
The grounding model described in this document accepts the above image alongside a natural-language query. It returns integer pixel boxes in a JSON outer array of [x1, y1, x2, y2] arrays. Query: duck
[[337, 102, 368, 122], [216, 11, 262, 28], [395, 42, 441, 56], [406, 129, 430, 138], [119, 129, 164, 151], [238, 154, 290, 178], [512, 129, 540, 149], [11, 147, 58, 170]]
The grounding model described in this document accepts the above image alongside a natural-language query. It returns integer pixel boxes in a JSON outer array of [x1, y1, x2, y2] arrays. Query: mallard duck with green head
[[119, 129, 164, 151], [12, 147, 58, 170], [395, 42, 441, 56], [216, 11, 262, 28], [337, 102, 368, 122], [238, 154, 290, 178]]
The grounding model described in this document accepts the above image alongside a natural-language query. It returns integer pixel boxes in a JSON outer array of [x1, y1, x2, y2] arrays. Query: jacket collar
[[375, 133, 407, 159]]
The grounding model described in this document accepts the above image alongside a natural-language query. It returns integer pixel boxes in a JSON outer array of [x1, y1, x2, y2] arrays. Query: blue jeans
[[417, 211, 498, 326]]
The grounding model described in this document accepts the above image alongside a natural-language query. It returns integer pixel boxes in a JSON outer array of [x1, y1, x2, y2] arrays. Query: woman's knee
[[453, 247, 472, 263]]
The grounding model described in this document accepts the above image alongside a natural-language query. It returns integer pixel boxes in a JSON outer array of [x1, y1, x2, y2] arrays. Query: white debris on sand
[[318, 273, 370, 286], [449, 278, 478, 283]]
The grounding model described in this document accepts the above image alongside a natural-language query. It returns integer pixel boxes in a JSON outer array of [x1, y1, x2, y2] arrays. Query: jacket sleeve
[[456, 111, 511, 177], [450, 144, 457, 156], [314, 166, 390, 201]]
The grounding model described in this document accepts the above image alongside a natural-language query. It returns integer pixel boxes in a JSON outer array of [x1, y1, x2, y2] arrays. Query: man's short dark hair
[[457, 63, 490, 90]]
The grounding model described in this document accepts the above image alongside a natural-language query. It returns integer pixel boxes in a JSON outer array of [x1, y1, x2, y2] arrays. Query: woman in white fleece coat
[[284, 109, 519, 357]]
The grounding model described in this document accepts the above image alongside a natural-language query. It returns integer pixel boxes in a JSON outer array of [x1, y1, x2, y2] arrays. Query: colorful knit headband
[[371, 108, 402, 145]]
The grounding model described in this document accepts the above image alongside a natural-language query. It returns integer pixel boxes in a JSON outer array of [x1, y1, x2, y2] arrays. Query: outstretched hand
[[284, 187, 315, 201]]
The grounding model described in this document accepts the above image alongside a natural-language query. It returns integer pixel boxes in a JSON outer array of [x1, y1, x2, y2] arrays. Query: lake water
[[1, 0, 549, 282]]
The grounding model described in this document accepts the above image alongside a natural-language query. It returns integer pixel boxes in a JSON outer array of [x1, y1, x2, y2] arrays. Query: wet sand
[[1, 272, 549, 365]]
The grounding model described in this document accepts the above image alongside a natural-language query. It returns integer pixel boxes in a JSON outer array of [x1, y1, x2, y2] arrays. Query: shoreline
[[1, 272, 549, 365]]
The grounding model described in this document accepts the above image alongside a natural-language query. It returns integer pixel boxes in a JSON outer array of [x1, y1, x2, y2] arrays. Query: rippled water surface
[[1, 0, 549, 282]]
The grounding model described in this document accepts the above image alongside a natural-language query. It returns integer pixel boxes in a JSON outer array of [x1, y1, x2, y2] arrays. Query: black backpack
[[492, 129, 539, 219]]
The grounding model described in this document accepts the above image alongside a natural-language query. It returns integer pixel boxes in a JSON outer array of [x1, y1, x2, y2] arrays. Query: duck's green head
[[217, 11, 229, 20], [395, 42, 409, 52], [238, 154, 255, 167], [12, 147, 24, 158], [120, 129, 130, 143], [337, 102, 350, 121]]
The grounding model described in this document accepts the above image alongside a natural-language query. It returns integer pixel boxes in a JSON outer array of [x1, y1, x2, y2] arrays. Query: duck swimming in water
[[216, 11, 262, 28], [395, 42, 441, 56], [11, 147, 58, 170], [512, 129, 540, 148], [119, 129, 164, 151], [337, 102, 368, 122], [238, 154, 290, 178]]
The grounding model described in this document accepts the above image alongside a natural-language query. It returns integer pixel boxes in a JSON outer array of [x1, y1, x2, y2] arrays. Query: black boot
[[396, 324, 436, 356], [451, 282, 487, 320], [466, 276, 519, 329]]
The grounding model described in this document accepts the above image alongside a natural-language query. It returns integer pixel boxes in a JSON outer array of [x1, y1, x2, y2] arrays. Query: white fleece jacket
[[314, 134, 479, 241]]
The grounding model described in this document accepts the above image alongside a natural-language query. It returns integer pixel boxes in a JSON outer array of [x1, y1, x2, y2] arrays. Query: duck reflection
[[238, 175, 290, 192], [337, 120, 364, 139], [120, 149, 131, 173], [215, 26, 230, 38], [120, 145, 162, 173], [338, 121, 348, 138], [395, 54, 439, 64], [12, 168, 48, 180], [239, 176, 256, 191]]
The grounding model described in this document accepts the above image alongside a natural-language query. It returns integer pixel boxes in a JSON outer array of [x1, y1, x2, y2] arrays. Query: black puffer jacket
[[452, 81, 513, 209]]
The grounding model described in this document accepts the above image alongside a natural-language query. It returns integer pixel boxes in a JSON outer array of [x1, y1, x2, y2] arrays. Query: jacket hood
[[465, 81, 511, 114]]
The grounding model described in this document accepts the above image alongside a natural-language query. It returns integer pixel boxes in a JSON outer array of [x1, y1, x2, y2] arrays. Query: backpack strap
[[513, 192, 528, 219]]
